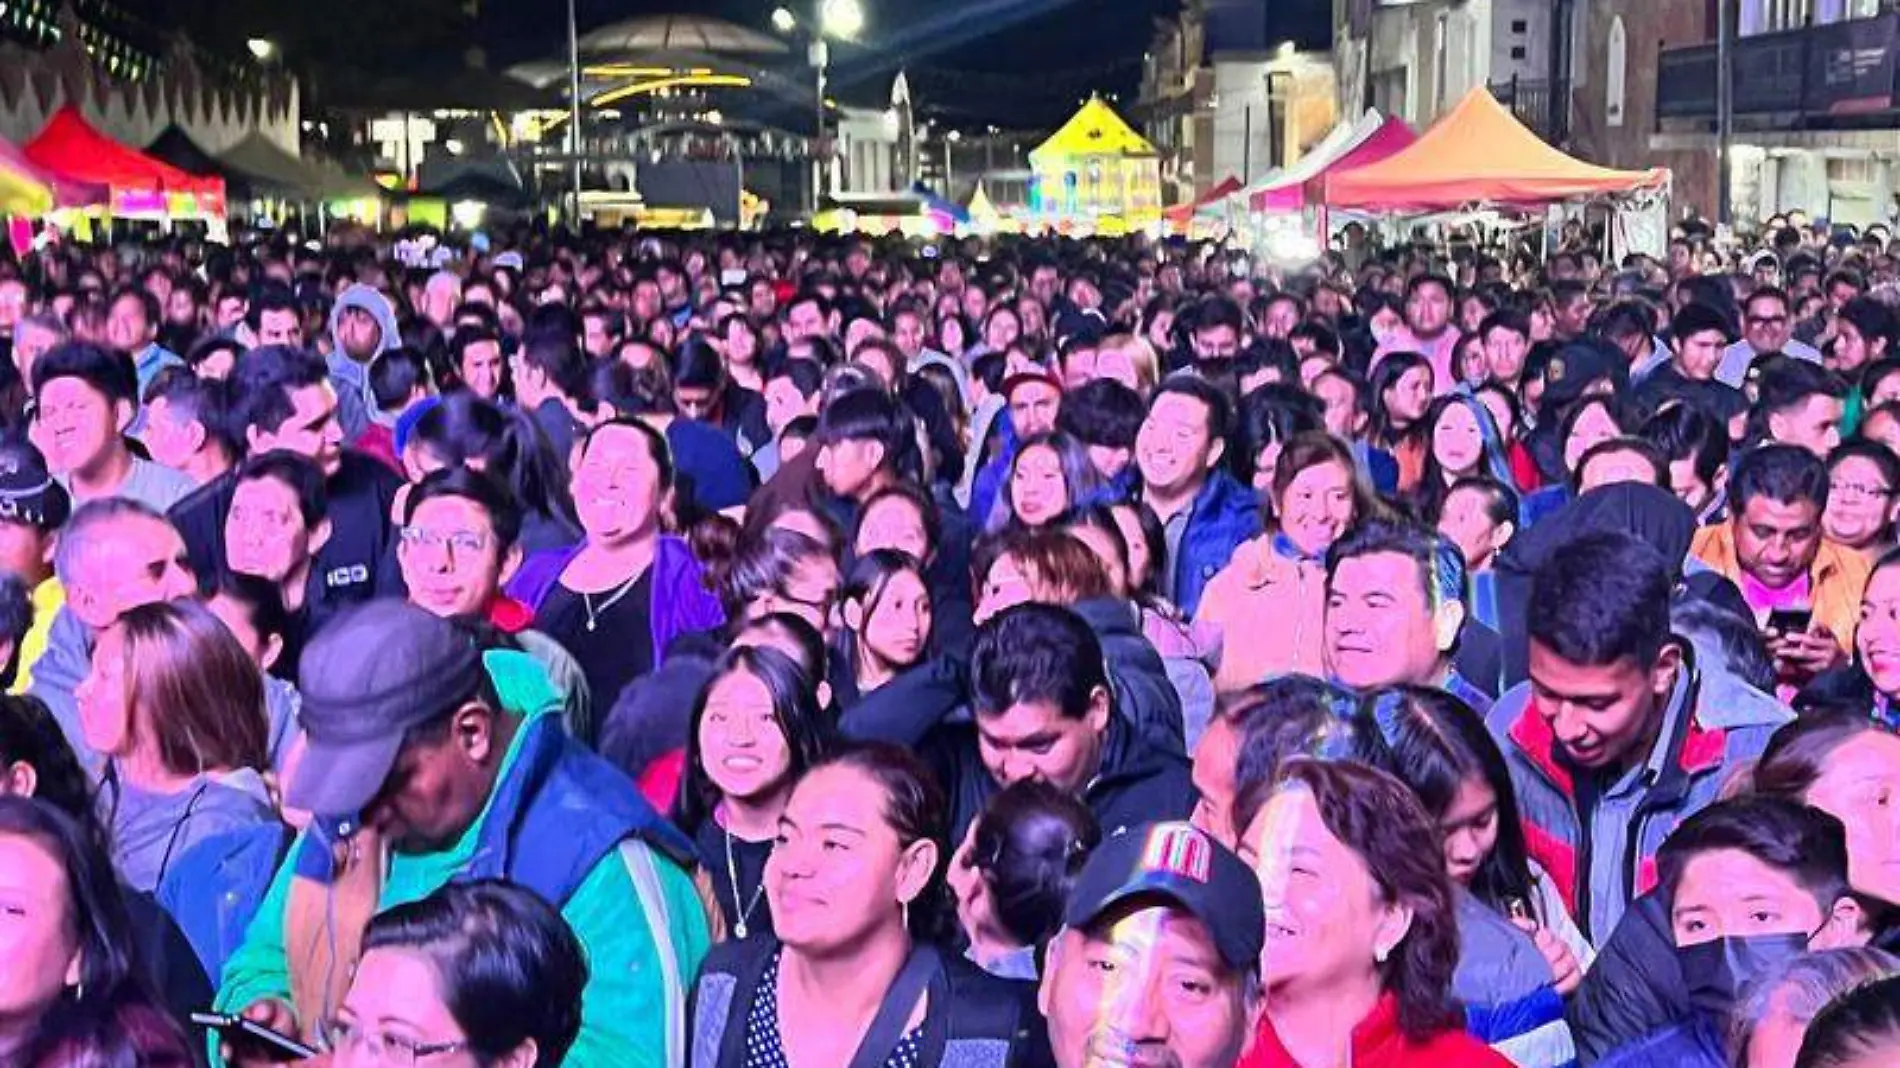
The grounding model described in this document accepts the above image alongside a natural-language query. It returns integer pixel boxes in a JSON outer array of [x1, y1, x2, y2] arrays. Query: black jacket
[[840, 655, 1195, 845], [1567, 891, 1681, 1066], [690, 938, 1047, 1068], [1069, 597, 1187, 756], [171, 450, 405, 641]]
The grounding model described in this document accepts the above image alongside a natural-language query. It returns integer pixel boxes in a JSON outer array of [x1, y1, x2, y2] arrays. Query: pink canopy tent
[[1249, 115, 1415, 212]]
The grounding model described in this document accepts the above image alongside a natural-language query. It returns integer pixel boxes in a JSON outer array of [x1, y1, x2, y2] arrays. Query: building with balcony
[[1334, 0, 1581, 137], [1608, 0, 1900, 224], [1138, 0, 1334, 205]]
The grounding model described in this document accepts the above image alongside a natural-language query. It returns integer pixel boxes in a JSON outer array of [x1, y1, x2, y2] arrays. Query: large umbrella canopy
[[1326, 89, 1666, 210], [219, 133, 378, 201]]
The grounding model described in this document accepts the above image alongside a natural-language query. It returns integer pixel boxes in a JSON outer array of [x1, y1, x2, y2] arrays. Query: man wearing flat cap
[[216, 599, 708, 1068]]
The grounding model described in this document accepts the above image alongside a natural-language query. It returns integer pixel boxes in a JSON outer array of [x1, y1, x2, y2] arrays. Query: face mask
[[1676, 931, 1811, 1015]]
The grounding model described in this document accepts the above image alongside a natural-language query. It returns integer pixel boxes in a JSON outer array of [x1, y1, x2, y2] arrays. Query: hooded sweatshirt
[[327, 284, 400, 444], [102, 766, 278, 893]]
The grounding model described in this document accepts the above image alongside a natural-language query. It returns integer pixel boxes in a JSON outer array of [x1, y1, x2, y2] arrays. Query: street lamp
[[776, 0, 867, 216], [246, 38, 275, 62], [820, 0, 864, 40]]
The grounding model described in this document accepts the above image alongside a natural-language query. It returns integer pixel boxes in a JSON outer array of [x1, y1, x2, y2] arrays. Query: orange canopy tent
[[1325, 88, 1666, 210]]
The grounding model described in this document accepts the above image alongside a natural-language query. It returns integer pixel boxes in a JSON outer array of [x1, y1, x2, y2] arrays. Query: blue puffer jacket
[[1454, 893, 1577, 1068], [1170, 471, 1261, 619]]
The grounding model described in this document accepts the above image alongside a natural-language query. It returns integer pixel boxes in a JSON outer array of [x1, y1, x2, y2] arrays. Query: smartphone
[[191, 1012, 317, 1061], [1767, 607, 1814, 636]]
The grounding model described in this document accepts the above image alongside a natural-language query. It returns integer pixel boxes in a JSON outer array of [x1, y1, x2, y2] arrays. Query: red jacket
[[1240, 994, 1511, 1068]]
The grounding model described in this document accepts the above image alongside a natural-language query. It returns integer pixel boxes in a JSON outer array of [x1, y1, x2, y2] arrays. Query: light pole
[[567, 0, 585, 226], [776, 0, 863, 217]]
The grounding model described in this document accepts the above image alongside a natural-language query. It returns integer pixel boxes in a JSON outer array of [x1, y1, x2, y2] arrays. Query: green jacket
[[216, 677, 709, 1066]]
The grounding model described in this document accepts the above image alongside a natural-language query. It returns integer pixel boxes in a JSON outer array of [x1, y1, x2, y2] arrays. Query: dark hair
[[1242, 760, 1462, 1043], [723, 527, 836, 619], [1572, 435, 1669, 494], [767, 358, 827, 402], [1731, 442, 1830, 513], [1441, 476, 1519, 532], [1479, 309, 1531, 345], [359, 880, 588, 1068], [811, 741, 954, 942], [966, 780, 1100, 948], [969, 602, 1108, 721], [0, 695, 99, 846], [1829, 439, 1900, 509], [854, 482, 942, 564], [410, 391, 578, 529], [1358, 687, 1538, 918], [1370, 351, 1431, 446], [404, 467, 526, 554], [1749, 357, 1846, 442], [146, 366, 237, 457], [1058, 378, 1146, 451], [1754, 712, 1896, 803], [676, 645, 836, 835], [840, 548, 931, 666], [1326, 516, 1462, 611], [1061, 504, 1132, 589], [1529, 530, 1675, 668], [1794, 972, 1900, 1068], [369, 345, 433, 414], [736, 612, 831, 684], [107, 284, 159, 332], [210, 569, 291, 650], [991, 431, 1104, 534], [32, 339, 138, 406], [1238, 384, 1325, 482], [229, 344, 330, 441], [0, 795, 181, 1066], [671, 336, 729, 393], [234, 449, 328, 528], [1150, 376, 1234, 455], [1223, 675, 1367, 808], [1657, 796, 1852, 913], [816, 387, 915, 477], [578, 416, 675, 491], [1641, 402, 1729, 490]]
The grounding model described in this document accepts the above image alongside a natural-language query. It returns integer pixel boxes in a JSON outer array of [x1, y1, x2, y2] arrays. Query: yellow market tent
[[1028, 95, 1161, 228]]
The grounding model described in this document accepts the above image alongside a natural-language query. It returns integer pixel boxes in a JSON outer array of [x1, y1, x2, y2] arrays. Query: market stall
[[1164, 175, 1241, 231], [1325, 88, 1666, 210], [24, 106, 224, 219], [1243, 110, 1389, 213]]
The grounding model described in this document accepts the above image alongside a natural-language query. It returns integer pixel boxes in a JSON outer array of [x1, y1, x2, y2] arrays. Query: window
[[1510, 45, 1527, 60], [1511, 19, 1528, 33]]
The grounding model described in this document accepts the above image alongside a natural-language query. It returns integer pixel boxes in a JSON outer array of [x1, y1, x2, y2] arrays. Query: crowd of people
[[3, 214, 1900, 1068]]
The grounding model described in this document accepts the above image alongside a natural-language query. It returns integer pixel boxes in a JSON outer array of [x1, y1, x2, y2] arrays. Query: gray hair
[[52, 497, 169, 587], [1729, 947, 1900, 1067]]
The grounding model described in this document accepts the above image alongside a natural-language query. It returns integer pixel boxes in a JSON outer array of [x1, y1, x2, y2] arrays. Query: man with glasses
[[397, 466, 591, 737], [1715, 287, 1822, 387]]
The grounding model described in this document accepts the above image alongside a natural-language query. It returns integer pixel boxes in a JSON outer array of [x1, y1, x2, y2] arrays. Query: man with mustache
[[1040, 820, 1261, 1068]]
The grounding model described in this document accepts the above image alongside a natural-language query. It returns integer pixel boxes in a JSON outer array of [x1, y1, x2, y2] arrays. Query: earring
[[901, 900, 910, 931], [1373, 944, 1389, 965]]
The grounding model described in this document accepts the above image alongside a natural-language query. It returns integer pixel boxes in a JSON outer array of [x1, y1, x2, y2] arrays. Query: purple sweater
[[505, 534, 725, 665]]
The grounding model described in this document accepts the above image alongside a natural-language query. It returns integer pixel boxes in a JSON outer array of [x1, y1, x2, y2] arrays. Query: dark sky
[[123, 0, 1183, 128]]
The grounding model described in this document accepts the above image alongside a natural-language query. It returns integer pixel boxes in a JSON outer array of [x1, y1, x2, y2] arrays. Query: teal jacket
[[215, 652, 710, 1068]]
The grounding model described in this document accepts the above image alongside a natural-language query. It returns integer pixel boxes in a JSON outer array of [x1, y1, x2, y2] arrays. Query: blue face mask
[[1676, 931, 1811, 1015]]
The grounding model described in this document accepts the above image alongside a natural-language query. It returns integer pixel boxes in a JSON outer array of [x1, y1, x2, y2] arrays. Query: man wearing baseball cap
[[215, 600, 707, 1068], [1041, 820, 1263, 1068], [968, 366, 1065, 524], [0, 441, 70, 692]]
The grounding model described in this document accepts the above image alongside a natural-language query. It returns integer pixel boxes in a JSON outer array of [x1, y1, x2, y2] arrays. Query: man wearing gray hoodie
[[326, 284, 400, 444]]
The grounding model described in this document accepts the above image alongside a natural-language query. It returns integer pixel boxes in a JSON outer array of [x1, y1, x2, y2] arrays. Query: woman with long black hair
[[0, 796, 192, 1067]]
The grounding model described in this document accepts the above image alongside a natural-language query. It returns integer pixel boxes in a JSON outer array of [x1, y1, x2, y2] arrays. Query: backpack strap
[[621, 838, 687, 1068]]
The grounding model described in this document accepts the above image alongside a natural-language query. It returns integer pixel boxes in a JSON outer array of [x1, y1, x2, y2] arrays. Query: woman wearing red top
[[1233, 760, 1511, 1068]]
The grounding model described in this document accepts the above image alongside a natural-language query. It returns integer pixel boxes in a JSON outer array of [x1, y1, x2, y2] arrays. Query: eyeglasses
[[398, 527, 491, 558], [1747, 315, 1789, 328], [1830, 481, 1895, 502], [325, 1018, 468, 1065]]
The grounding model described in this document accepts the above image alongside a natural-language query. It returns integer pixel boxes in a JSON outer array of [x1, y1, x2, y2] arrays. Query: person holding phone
[[1690, 444, 1871, 686]]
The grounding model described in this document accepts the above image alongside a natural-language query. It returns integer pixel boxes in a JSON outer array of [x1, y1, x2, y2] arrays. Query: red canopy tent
[[1164, 175, 1241, 225], [24, 106, 224, 217], [1325, 88, 1665, 210]]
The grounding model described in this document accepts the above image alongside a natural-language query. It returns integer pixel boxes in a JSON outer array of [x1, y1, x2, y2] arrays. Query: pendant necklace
[[724, 826, 768, 939], [581, 570, 642, 633]]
